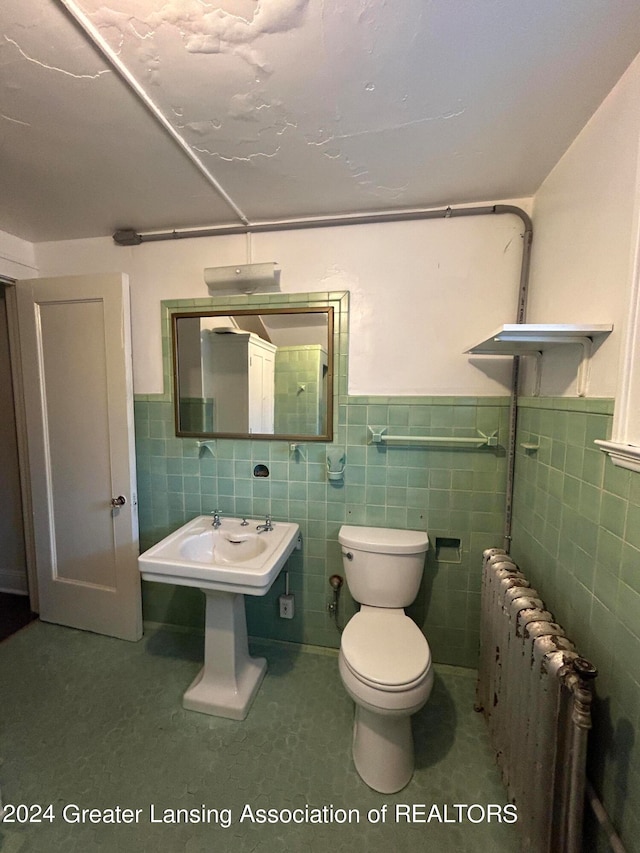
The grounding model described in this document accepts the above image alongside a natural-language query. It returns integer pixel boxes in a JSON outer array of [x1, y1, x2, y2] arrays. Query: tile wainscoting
[[511, 396, 640, 852], [135, 393, 509, 667]]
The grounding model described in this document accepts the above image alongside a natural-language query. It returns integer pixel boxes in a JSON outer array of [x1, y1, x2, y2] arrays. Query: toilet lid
[[338, 525, 428, 554], [341, 610, 431, 688]]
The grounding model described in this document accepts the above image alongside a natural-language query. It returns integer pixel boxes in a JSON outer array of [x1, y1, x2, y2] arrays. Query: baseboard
[[0, 567, 28, 595]]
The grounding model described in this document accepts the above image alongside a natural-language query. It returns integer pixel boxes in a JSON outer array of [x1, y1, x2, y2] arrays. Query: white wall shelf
[[465, 323, 613, 355], [465, 324, 613, 396]]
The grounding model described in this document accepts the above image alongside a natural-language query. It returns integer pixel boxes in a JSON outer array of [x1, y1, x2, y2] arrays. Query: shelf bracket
[[531, 351, 543, 397], [519, 337, 592, 397], [540, 334, 593, 397], [575, 336, 593, 398]]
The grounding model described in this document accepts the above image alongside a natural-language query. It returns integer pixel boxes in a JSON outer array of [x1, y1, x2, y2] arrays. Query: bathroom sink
[[139, 515, 300, 596], [139, 515, 301, 720]]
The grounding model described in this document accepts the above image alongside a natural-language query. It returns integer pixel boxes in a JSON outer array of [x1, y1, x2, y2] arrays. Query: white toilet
[[338, 525, 433, 794]]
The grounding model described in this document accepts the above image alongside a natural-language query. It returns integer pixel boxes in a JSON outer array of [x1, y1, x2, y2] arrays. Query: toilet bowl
[[338, 525, 432, 794]]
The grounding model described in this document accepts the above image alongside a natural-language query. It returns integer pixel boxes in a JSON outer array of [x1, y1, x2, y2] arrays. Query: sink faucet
[[211, 509, 222, 528], [256, 515, 273, 533]]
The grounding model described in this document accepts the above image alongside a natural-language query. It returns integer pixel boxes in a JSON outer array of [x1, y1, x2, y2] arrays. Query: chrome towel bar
[[367, 427, 498, 448]]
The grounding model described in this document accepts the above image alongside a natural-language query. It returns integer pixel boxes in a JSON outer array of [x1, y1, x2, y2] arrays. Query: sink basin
[[139, 515, 300, 595], [182, 527, 267, 564]]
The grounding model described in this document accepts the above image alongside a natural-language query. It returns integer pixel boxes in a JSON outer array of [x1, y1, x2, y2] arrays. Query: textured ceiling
[[2, 0, 640, 243]]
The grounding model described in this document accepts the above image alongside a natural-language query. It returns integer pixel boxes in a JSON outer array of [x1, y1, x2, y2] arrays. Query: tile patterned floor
[[0, 622, 519, 852]]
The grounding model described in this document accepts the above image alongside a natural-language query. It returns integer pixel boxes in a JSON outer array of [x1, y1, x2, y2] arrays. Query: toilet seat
[[341, 609, 431, 692]]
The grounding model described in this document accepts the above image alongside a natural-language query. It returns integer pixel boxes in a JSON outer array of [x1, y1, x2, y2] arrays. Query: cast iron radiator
[[475, 549, 597, 853]]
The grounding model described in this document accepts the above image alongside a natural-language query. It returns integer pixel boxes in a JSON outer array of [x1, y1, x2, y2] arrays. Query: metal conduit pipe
[[504, 213, 534, 553], [114, 202, 533, 553], [113, 203, 532, 244]]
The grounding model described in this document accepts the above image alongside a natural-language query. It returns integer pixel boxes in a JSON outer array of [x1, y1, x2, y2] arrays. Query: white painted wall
[[0, 229, 38, 280], [525, 53, 640, 397], [34, 203, 531, 397]]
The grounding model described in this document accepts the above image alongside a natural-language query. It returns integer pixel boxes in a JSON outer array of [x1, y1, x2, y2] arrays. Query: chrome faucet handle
[[257, 514, 273, 533], [240, 518, 249, 526], [210, 509, 222, 528]]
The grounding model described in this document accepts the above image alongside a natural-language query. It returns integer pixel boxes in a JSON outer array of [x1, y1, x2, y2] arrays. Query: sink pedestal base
[[183, 589, 266, 720]]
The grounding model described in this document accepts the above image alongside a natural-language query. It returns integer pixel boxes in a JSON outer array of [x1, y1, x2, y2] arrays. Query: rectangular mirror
[[172, 306, 334, 441]]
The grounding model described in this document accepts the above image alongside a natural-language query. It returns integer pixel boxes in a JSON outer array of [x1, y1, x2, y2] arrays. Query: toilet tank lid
[[338, 525, 429, 554]]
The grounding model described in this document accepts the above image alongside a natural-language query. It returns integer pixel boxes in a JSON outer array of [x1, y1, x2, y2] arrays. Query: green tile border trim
[[136, 392, 512, 407], [347, 396, 509, 406], [517, 396, 614, 414]]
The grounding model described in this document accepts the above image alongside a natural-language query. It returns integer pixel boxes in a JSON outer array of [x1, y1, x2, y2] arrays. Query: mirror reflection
[[172, 307, 334, 441]]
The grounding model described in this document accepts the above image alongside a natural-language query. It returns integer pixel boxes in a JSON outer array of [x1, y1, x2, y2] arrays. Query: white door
[[248, 340, 275, 434], [16, 273, 142, 641]]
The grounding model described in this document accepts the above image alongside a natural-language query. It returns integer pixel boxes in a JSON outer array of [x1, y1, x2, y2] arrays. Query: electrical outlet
[[279, 593, 294, 619]]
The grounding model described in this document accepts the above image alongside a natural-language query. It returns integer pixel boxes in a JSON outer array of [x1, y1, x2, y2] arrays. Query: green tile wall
[[274, 345, 327, 435], [135, 394, 510, 667], [134, 290, 510, 668], [511, 397, 640, 853]]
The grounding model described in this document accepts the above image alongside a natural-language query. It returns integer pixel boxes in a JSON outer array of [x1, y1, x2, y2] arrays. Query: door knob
[[110, 495, 127, 507]]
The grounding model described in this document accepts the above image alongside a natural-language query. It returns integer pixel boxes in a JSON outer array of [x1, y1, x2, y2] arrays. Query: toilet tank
[[338, 525, 429, 608]]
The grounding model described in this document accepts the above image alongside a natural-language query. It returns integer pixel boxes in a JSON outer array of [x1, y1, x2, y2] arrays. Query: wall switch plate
[[279, 594, 294, 619]]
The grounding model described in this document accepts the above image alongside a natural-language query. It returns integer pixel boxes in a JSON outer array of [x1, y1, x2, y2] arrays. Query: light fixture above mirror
[[204, 263, 281, 295]]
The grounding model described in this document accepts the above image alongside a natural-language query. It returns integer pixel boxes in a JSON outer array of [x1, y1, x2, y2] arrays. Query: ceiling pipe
[[54, 1, 531, 259], [57, 0, 249, 226], [113, 202, 532, 245]]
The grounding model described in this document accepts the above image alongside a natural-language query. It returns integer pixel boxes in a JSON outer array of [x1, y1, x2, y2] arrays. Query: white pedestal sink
[[139, 516, 300, 720]]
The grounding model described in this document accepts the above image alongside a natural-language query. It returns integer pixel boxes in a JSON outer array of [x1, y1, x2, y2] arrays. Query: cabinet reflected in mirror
[[172, 306, 334, 441]]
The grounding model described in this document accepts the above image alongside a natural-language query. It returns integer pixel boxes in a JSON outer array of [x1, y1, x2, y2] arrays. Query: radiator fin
[[476, 549, 597, 853]]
